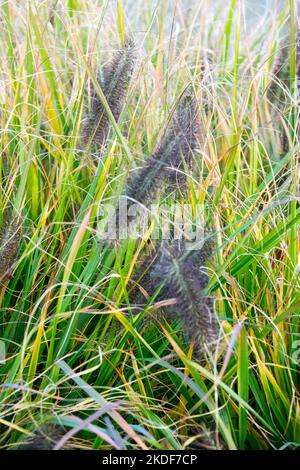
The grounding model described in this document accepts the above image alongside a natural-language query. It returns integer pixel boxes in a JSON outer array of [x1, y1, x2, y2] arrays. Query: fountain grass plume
[[0, 209, 22, 286], [82, 36, 137, 150], [272, 31, 300, 87], [140, 238, 219, 358], [269, 31, 300, 154], [269, 31, 300, 111], [125, 89, 200, 207], [22, 424, 66, 450], [0, 154, 22, 287]]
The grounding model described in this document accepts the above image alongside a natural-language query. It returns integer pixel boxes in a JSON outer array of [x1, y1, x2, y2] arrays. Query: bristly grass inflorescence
[[106, 89, 201, 242], [141, 238, 219, 358], [271, 31, 300, 98], [0, 154, 22, 288], [82, 36, 137, 151], [22, 424, 66, 450], [269, 31, 300, 153], [0, 211, 22, 287], [125, 89, 201, 208]]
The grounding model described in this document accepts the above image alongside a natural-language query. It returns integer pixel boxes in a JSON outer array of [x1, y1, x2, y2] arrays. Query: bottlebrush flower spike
[[82, 36, 137, 150], [22, 424, 66, 450], [269, 32, 300, 153], [145, 238, 219, 358], [0, 209, 22, 286], [125, 89, 200, 208], [272, 32, 300, 87], [0, 153, 22, 287], [269, 31, 300, 110]]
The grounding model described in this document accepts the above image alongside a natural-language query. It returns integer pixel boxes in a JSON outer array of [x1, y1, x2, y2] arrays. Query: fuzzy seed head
[[142, 238, 219, 358], [270, 32, 300, 106], [82, 37, 137, 150], [0, 211, 22, 286], [22, 424, 66, 450], [126, 89, 200, 207]]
